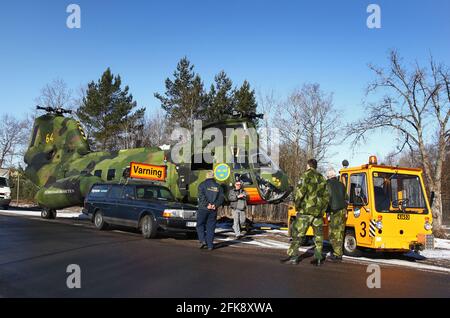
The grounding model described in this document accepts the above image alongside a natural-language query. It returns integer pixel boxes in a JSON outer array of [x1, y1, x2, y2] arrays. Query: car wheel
[[94, 210, 108, 230], [141, 215, 157, 239], [41, 208, 56, 219], [343, 229, 362, 257]]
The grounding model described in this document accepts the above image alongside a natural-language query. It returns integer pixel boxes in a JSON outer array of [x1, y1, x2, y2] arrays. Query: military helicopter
[[24, 106, 291, 219]]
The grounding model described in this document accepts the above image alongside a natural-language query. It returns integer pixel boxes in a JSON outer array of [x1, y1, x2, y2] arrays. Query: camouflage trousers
[[287, 214, 323, 260], [329, 209, 347, 257]]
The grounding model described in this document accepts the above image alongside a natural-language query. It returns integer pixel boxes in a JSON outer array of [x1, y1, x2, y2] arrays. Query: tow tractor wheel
[[41, 208, 56, 219], [343, 228, 362, 257]]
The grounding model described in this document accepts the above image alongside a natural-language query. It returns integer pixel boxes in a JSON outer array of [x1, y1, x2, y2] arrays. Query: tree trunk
[[431, 187, 443, 230]]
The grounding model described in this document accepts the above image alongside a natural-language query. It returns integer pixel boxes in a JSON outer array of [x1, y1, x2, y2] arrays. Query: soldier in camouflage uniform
[[281, 159, 329, 266], [325, 168, 348, 262]]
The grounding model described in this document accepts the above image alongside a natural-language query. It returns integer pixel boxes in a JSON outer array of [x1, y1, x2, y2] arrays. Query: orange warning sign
[[130, 162, 167, 181]]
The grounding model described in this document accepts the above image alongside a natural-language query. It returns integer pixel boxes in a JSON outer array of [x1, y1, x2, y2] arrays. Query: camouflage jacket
[[295, 168, 329, 217]]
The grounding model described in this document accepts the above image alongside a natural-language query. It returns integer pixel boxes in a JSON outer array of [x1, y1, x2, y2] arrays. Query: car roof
[[91, 183, 170, 190]]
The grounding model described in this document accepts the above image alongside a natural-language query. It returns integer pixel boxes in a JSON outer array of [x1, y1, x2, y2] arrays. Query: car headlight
[[375, 215, 383, 230], [424, 217, 432, 231], [353, 209, 361, 218], [4, 192, 11, 199], [163, 209, 183, 218]]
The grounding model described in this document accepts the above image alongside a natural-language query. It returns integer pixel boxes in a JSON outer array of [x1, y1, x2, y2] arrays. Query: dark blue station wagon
[[82, 183, 198, 238]]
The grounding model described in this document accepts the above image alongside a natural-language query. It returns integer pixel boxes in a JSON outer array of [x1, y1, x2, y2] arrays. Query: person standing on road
[[281, 159, 329, 266], [228, 180, 248, 239], [325, 168, 348, 262], [197, 171, 225, 251]]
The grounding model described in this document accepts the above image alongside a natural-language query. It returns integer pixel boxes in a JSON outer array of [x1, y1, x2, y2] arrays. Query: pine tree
[[233, 80, 259, 125], [154, 57, 207, 131], [205, 71, 234, 123], [76, 68, 145, 151]]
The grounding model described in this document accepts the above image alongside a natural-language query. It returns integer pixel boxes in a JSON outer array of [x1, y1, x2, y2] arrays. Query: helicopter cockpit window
[[234, 173, 253, 185], [231, 147, 249, 170], [251, 151, 279, 172], [29, 124, 39, 147], [107, 169, 116, 181], [94, 170, 102, 178]]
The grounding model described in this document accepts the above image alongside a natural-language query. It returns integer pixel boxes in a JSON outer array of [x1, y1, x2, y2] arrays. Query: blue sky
[[0, 0, 449, 168]]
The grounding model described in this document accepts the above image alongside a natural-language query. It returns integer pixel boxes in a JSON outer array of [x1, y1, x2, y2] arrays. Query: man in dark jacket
[[228, 180, 247, 239], [326, 168, 348, 262], [197, 171, 225, 251]]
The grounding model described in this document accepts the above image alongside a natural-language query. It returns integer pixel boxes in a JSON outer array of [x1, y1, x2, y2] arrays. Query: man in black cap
[[197, 170, 225, 250]]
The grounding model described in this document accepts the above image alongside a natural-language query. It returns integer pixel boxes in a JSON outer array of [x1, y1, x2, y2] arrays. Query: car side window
[[349, 173, 368, 205], [108, 185, 123, 199], [122, 186, 136, 200], [158, 188, 174, 201], [136, 186, 155, 200], [341, 173, 348, 189]]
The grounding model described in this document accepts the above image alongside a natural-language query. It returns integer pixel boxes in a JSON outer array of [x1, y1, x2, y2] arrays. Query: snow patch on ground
[[435, 238, 450, 250], [0, 209, 89, 219], [348, 255, 450, 273], [419, 249, 450, 259]]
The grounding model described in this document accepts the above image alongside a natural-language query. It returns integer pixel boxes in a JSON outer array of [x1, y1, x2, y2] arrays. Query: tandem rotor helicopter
[[24, 106, 291, 218]]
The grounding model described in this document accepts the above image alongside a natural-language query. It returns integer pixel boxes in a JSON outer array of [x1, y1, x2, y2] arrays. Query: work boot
[[310, 257, 325, 266], [280, 256, 300, 265], [327, 254, 343, 263]]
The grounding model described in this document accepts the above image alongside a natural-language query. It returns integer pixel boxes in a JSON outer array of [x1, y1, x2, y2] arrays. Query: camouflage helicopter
[[24, 106, 291, 219]]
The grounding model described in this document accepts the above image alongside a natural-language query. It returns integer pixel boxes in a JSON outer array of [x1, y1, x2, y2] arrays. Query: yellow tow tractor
[[287, 156, 434, 256]]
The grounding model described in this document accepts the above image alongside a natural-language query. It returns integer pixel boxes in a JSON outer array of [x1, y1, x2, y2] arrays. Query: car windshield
[[136, 185, 174, 201], [372, 172, 427, 213], [0, 178, 9, 187]]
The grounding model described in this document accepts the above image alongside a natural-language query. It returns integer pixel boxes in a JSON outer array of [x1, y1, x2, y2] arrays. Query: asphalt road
[[0, 214, 449, 298]]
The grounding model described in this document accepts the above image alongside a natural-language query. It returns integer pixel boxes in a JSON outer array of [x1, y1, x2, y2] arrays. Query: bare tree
[[0, 114, 28, 167], [275, 83, 339, 164], [346, 51, 450, 229], [116, 116, 146, 149], [35, 78, 74, 110], [256, 90, 281, 169], [141, 111, 170, 147]]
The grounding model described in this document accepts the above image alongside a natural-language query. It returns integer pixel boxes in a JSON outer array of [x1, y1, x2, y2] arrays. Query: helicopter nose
[[255, 175, 292, 204]]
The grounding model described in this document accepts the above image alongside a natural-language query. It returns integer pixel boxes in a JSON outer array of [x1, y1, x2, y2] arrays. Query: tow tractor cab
[[288, 156, 434, 256], [0, 168, 12, 209]]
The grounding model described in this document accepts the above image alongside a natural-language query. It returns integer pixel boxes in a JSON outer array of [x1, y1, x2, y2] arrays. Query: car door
[[347, 172, 372, 247], [103, 185, 124, 223], [116, 185, 140, 227]]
